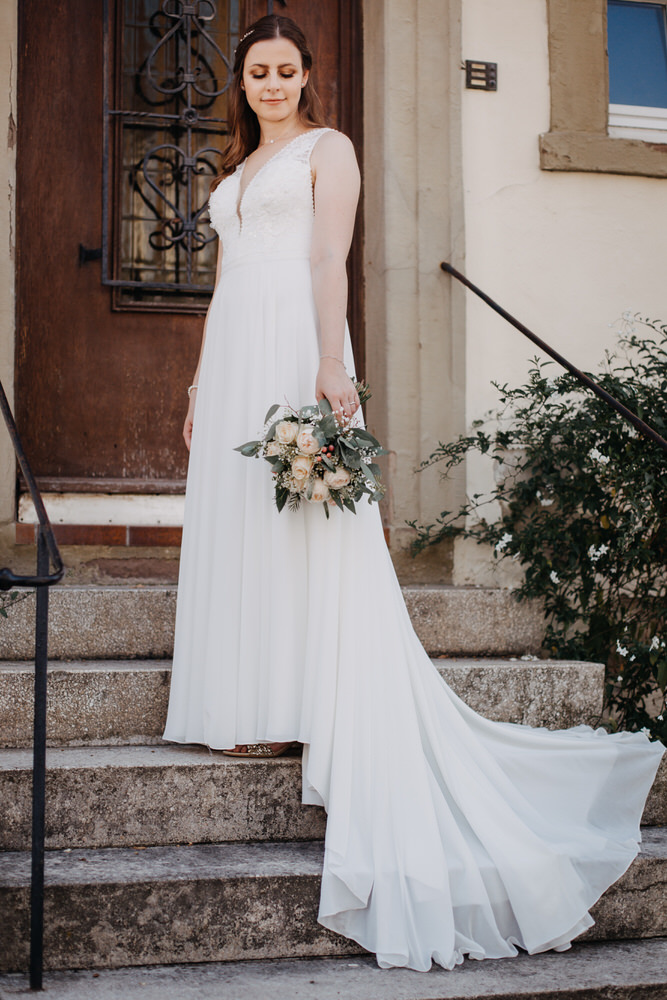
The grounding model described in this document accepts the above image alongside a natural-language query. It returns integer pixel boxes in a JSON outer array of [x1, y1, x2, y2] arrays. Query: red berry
[[328, 444, 334, 452]]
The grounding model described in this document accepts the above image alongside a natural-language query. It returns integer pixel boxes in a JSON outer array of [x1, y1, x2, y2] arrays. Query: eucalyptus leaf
[[352, 428, 382, 447], [331, 491, 344, 511], [264, 403, 280, 424], [234, 440, 262, 457]]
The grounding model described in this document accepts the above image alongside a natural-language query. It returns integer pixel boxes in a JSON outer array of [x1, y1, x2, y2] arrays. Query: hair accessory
[[240, 28, 254, 44]]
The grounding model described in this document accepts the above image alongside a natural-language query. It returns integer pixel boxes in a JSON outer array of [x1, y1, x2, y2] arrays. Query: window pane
[[106, 0, 239, 312], [608, 1, 667, 107]]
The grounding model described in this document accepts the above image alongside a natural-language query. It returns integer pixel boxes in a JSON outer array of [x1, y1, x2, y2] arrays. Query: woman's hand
[[315, 358, 359, 421], [183, 391, 197, 450]]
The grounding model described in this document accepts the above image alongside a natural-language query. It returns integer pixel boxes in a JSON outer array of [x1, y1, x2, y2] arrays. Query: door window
[[104, 0, 239, 312]]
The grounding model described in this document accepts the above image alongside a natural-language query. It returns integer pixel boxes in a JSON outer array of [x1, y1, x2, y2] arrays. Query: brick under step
[[0, 585, 546, 660], [1, 832, 666, 973], [0, 657, 604, 749], [2, 939, 667, 1000], [1, 745, 665, 852]]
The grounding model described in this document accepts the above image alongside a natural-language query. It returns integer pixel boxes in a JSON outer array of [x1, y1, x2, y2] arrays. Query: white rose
[[308, 479, 330, 503], [296, 425, 321, 455], [265, 440, 281, 456], [291, 455, 313, 481], [275, 420, 298, 444], [287, 476, 305, 494], [323, 467, 351, 489]]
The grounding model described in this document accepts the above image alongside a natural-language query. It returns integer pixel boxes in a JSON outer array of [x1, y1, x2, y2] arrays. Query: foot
[[221, 742, 297, 758]]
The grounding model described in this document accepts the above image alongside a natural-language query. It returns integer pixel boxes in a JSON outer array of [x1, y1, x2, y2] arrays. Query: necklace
[[261, 128, 302, 146]]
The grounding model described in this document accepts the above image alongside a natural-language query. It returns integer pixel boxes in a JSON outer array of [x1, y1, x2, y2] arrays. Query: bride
[[163, 13, 664, 973]]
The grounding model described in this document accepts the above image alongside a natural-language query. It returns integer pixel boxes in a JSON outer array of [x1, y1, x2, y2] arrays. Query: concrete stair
[[0, 657, 605, 748], [0, 583, 665, 991], [1, 831, 666, 973], [1, 940, 667, 1000], [1, 745, 665, 852], [0, 585, 546, 660]]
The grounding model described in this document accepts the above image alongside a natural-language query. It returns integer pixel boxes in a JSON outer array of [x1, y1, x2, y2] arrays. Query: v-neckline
[[235, 128, 325, 228]]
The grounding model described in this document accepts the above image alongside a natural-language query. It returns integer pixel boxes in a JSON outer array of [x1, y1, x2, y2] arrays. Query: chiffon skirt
[[164, 255, 664, 971]]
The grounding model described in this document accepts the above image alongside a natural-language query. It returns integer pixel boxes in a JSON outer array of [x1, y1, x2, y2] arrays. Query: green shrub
[[410, 316, 667, 743]]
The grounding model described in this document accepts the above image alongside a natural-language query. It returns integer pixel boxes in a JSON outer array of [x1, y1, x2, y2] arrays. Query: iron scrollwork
[[103, 0, 237, 306]]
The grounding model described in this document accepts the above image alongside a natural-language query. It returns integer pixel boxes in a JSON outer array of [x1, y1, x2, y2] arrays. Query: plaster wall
[[0, 4, 17, 536], [455, 0, 667, 584]]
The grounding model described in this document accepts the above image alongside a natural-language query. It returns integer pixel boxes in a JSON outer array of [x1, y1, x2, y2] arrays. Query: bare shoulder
[[311, 129, 359, 179]]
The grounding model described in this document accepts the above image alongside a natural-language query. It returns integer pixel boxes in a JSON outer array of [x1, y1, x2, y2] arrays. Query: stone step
[[0, 657, 604, 749], [2, 939, 667, 1000], [1, 745, 665, 852], [0, 585, 546, 661], [1, 831, 666, 973]]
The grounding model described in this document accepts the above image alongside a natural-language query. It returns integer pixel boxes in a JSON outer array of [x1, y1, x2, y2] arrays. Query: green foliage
[[0, 590, 31, 620], [410, 316, 667, 743]]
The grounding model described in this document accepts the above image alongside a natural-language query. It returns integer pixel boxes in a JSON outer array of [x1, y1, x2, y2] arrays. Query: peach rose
[[275, 420, 298, 444], [308, 479, 331, 503], [265, 440, 281, 457], [296, 425, 321, 455], [291, 455, 313, 482], [323, 467, 351, 489]]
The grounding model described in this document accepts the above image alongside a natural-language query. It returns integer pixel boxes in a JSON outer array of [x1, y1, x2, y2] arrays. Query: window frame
[[540, 0, 667, 177]]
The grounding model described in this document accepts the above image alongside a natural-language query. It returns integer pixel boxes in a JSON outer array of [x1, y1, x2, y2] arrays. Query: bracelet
[[320, 355, 346, 368], [187, 384, 199, 398]]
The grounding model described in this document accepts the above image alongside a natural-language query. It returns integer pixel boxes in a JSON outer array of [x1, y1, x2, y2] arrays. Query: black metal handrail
[[441, 261, 667, 455], [0, 379, 64, 991]]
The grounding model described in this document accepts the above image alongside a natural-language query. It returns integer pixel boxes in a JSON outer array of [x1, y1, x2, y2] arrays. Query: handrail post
[[29, 527, 49, 990]]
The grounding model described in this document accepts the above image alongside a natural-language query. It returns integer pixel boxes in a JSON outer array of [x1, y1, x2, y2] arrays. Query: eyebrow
[[247, 62, 299, 70]]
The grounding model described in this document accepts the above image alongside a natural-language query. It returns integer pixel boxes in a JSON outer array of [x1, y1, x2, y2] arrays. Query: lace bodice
[[208, 128, 332, 267]]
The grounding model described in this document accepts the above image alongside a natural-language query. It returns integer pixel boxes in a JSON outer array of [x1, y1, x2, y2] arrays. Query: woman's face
[[241, 37, 308, 128]]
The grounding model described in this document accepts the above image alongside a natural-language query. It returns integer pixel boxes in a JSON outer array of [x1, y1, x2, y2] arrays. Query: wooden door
[[16, 0, 363, 493]]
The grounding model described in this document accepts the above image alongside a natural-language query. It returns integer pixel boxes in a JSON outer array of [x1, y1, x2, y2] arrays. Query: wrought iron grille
[[103, 0, 239, 310]]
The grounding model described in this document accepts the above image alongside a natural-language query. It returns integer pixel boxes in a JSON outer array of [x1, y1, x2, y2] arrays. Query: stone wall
[[363, 0, 466, 583]]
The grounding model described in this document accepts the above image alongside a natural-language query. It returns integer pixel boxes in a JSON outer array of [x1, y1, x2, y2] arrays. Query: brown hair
[[211, 14, 326, 191]]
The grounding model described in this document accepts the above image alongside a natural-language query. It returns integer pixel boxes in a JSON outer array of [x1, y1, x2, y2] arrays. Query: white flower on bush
[[640, 727, 652, 737], [588, 543, 609, 562], [265, 440, 281, 457], [650, 635, 665, 652], [536, 490, 554, 507], [616, 640, 629, 657], [589, 447, 610, 466], [495, 532, 512, 553], [308, 479, 330, 503], [324, 467, 351, 490], [291, 455, 313, 482], [296, 425, 321, 455], [549, 570, 560, 584], [275, 420, 298, 445]]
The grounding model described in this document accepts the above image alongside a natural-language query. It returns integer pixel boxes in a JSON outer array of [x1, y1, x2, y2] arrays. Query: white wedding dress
[[163, 128, 664, 972]]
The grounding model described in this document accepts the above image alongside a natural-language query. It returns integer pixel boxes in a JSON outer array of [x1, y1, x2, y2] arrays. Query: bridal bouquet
[[235, 382, 386, 517]]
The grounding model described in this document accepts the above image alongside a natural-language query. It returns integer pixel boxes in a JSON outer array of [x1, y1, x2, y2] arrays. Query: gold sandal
[[221, 742, 299, 758]]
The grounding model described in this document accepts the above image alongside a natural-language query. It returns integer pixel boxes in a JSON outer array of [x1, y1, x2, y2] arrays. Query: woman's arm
[[183, 240, 224, 450], [310, 131, 361, 419]]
